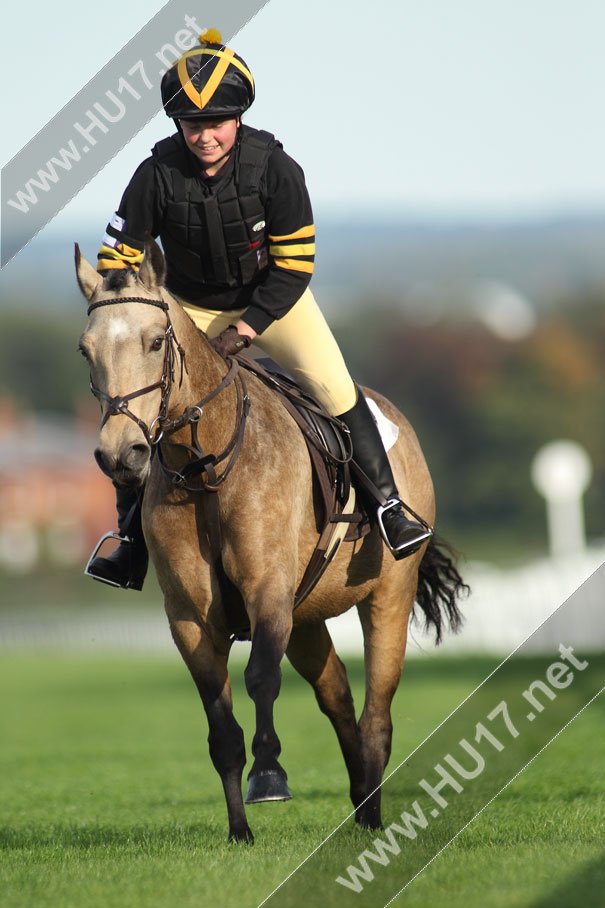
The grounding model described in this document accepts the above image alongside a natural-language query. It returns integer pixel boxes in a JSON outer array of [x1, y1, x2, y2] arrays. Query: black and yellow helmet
[[161, 29, 255, 121]]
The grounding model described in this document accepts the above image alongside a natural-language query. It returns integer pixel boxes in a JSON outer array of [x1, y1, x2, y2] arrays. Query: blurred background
[[1, 0, 604, 655]]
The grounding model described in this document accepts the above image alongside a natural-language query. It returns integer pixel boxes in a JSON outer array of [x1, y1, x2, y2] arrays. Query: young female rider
[[87, 29, 432, 590]]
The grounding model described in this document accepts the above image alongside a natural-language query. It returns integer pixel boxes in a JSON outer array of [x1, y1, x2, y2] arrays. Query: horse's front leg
[[243, 586, 294, 803], [168, 612, 253, 843]]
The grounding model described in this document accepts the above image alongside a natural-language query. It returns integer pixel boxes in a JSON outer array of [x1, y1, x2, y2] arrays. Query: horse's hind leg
[[355, 566, 418, 829], [168, 615, 253, 843], [286, 622, 366, 809]]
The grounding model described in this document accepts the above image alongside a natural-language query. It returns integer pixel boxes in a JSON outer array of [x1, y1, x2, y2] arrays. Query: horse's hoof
[[355, 808, 383, 830], [228, 825, 254, 844], [245, 770, 292, 804]]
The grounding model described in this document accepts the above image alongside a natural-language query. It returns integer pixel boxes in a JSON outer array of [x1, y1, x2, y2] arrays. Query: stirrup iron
[[84, 531, 132, 588], [376, 498, 434, 557]]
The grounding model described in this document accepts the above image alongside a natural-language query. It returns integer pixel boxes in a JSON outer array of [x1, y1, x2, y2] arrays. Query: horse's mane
[[102, 269, 136, 292]]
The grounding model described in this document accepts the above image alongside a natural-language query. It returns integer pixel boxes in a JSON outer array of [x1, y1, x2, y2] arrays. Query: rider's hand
[[210, 325, 252, 357]]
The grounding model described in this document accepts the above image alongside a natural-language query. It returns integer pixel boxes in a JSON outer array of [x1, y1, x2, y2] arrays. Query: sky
[[2, 0, 605, 258]]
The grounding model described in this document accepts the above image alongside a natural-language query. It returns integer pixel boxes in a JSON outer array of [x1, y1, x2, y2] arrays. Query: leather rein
[[86, 295, 249, 491]]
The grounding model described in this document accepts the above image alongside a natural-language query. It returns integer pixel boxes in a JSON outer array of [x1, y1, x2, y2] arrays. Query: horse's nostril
[[94, 448, 114, 476], [126, 444, 151, 468]]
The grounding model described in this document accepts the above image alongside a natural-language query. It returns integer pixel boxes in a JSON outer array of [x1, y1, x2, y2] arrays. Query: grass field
[[0, 651, 603, 908]]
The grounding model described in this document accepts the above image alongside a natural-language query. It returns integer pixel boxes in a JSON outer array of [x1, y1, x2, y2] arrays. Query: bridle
[[86, 295, 249, 491], [87, 296, 185, 446]]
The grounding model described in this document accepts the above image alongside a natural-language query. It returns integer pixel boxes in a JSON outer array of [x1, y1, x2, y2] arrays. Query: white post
[[531, 441, 592, 559]]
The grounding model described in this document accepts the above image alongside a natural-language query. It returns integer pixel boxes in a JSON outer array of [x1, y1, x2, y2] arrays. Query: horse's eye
[[151, 336, 164, 352]]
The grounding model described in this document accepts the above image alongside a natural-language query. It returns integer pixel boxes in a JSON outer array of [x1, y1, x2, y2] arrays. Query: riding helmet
[[161, 28, 255, 120]]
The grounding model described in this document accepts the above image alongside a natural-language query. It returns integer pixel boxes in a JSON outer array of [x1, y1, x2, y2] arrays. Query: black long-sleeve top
[[97, 130, 315, 334]]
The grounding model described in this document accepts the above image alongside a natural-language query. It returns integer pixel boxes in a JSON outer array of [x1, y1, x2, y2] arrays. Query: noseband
[[87, 296, 186, 446]]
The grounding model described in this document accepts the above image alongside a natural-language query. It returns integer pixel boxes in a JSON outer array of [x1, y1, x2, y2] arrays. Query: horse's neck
[[164, 294, 239, 447]]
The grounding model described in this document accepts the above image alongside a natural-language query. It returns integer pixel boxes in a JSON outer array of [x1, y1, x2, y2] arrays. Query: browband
[[87, 296, 168, 315]]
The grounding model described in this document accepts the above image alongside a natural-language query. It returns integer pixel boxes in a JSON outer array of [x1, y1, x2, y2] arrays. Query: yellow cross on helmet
[[161, 29, 255, 120]]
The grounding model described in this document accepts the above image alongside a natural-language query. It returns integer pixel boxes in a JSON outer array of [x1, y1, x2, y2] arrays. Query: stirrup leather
[[376, 498, 434, 556], [84, 531, 133, 588]]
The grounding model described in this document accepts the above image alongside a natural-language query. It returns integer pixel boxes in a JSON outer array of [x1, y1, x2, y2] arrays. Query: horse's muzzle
[[94, 442, 150, 486]]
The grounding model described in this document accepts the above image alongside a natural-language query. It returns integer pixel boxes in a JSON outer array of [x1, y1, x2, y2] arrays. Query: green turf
[[0, 652, 603, 908]]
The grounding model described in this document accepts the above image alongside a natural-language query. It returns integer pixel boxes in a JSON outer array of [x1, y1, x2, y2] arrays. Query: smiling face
[[179, 117, 240, 174]]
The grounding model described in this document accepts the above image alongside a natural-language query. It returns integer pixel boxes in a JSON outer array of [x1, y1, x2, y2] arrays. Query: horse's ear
[[75, 243, 103, 300], [138, 235, 166, 291]]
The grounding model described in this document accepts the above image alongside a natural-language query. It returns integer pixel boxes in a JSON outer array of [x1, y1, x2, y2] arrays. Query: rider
[[87, 29, 432, 590]]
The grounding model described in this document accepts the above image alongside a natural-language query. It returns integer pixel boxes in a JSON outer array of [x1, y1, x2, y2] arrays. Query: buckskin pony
[[75, 239, 466, 843]]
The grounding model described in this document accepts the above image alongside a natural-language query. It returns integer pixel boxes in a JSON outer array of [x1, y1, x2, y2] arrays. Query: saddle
[[237, 353, 372, 608]]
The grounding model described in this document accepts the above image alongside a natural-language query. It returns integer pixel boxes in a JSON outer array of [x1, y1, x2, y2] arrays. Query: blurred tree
[[333, 295, 605, 561], [0, 312, 86, 413]]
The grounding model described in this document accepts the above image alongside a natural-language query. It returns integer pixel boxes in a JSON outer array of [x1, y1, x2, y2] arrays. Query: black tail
[[414, 533, 469, 645]]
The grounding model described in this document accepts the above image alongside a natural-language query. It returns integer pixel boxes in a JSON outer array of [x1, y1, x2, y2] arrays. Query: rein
[[156, 357, 250, 492]]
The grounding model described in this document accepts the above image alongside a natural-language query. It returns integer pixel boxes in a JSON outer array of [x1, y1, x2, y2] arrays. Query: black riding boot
[[338, 388, 433, 559], [85, 485, 149, 590]]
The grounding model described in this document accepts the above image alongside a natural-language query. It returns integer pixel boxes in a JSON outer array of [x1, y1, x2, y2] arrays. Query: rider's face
[[179, 117, 240, 172]]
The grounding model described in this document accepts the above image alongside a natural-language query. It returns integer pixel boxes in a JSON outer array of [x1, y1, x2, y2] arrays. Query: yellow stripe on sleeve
[[274, 257, 314, 274], [117, 242, 145, 261], [269, 243, 316, 257], [268, 224, 315, 242], [97, 258, 129, 271], [97, 242, 144, 271]]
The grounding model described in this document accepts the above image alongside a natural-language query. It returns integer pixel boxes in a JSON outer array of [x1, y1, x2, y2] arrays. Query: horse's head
[[76, 238, 172, 488]]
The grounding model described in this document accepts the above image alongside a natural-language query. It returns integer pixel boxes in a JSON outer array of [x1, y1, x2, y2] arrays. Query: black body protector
[[152, 125, 281, 289]]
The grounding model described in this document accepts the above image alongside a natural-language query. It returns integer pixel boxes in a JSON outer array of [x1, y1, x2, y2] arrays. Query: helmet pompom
[[199, 28, 223, 45]]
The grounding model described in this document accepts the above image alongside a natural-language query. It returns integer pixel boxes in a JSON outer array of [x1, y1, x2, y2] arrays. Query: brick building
[[0, 399, 116, 572]]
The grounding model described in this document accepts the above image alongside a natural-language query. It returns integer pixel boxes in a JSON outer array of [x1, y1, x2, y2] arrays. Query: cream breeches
[[180, 288, 357, 416]]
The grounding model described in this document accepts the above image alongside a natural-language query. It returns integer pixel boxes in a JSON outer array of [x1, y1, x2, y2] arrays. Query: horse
[[75, 238, 465, 843]]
